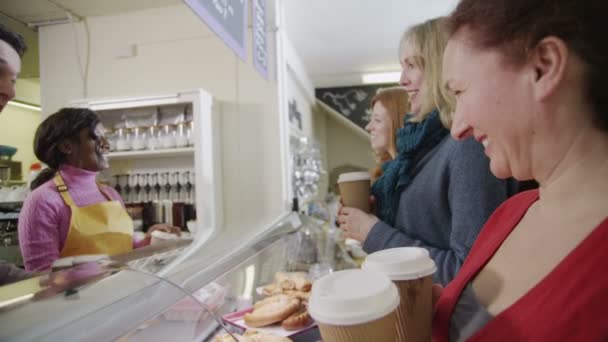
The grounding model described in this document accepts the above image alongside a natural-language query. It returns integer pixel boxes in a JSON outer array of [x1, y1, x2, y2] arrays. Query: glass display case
[[0, 213, 359, 342]]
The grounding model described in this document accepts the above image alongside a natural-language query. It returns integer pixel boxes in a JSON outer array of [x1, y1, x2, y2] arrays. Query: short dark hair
[[0, 24, 27, 58], [447, 0, 608, 132]]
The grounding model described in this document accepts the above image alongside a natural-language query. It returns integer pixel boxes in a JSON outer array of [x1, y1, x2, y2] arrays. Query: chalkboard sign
[[252, 0, 268, 79], [184, 0, 248, 60], [316, 84, 398, 130]]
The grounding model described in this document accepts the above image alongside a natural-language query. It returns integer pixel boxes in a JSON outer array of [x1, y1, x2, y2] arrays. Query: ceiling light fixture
[[361, 71, 401, 85], [26, 17, 73, 28], [7, 100, 41, 111]]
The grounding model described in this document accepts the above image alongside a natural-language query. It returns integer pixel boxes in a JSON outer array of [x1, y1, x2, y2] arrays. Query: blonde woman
[[338, 17, 517, 285], [365, 87, 409, 182]]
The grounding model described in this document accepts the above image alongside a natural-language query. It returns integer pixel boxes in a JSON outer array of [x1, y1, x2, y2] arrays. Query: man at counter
[[0, 24, 31, 285]]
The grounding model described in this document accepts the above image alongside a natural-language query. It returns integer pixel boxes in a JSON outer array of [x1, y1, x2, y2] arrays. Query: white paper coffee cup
[[363, 247, 436, 342], [309, 269, 400, 342]]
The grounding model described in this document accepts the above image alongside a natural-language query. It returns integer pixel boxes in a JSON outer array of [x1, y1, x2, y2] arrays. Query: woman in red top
[[433, 0, 608, 340]]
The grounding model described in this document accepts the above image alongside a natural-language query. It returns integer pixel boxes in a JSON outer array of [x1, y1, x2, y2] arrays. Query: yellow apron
[[54, 174, 133, 257]]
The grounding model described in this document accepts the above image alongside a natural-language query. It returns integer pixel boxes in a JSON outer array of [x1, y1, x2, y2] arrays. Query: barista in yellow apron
[[54, 174, 134, 257]]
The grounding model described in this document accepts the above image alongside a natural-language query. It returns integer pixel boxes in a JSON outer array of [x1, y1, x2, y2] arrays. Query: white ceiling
[[284, 0, 459, 87]]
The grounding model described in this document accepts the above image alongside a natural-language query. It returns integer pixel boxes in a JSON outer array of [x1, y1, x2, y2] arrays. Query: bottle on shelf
[[184, 170, 196, 232], [26, 162, 42, 191], [171, 171, 186, 230]]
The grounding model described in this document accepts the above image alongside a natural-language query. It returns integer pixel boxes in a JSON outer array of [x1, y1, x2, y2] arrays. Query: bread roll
[[244, 297, 300, 327]]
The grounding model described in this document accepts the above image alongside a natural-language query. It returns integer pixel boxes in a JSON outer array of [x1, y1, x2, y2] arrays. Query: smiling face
[[0, 40, 21, 113], [399, 39, 426, 116], [365, 101, 393, 155], [64, 123, 110, 172], [443, 29, 537, 180]]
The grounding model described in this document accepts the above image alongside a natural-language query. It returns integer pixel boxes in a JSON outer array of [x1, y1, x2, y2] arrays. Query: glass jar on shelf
[[146, 125, 160, 150], [130, 126, 147, 151], [160, 124, 176, 149], [175, 122, 189, 148], [104, 128, 117, 152], [115, 127, 131, 151], [186, 121, 195, 146]]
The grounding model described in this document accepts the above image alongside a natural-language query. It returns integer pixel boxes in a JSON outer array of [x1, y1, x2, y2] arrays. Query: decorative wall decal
[[316, 84, 398, 130], [252, 0, 269, 79], [289, 99, 303, 131]]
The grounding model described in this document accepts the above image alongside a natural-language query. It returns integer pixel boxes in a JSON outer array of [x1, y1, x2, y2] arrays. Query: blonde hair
[[369, 87, 409, 181], [399, 17, 455, 128]]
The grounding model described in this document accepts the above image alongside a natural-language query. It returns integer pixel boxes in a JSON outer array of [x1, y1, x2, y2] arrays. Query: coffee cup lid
[[308, 269, 399, 326], [337, 172, 371, 183], [362, 247, 436, 281]]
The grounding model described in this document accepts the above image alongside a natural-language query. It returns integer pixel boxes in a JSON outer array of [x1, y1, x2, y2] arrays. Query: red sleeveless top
[[433, 190, 608, 341]]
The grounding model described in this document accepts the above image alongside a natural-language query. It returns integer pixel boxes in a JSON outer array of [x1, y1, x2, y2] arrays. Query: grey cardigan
[[363, 136, 517, 285]]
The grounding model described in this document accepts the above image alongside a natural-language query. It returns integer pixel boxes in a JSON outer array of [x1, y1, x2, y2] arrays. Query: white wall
[[0, 78, 41, 179], [312, 104, 329, 197], [283, 35, 315, 136], [0, 106, 40, 179], [286, 66, 313, 136], [38, 4, 285, 234], [314, 104, 374, 193], [15, 78, 41, 105]]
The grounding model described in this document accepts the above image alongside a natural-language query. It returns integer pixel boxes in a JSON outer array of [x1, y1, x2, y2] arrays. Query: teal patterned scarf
[[371, 110, 449, 226]]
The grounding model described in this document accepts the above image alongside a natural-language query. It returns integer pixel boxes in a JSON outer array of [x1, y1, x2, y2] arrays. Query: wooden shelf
[[107, 147, 195, 160]]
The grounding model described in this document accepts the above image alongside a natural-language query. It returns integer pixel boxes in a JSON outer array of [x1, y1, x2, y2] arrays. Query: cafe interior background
[[0, 0, 458, 340]]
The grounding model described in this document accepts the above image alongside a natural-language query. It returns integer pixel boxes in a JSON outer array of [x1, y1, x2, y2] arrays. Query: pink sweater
[[18, 165, 140, 271]]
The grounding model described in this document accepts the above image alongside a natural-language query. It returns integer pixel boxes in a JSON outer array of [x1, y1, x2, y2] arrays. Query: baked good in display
[[253, 294, 291, 310], [262, 272, 312, 296], [261, 283, 282, 296], [283, 290, 310, 302], [244, 271, 313, 331], [214, 330, 292, 342], [281, 306, 311, 331], [244, 297, 300, 327], [243, 330, 293, 342], [274, 272, 312, 292], [213, 333, 254, 342]]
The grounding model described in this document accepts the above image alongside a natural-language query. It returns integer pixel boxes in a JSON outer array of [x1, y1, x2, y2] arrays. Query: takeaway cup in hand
[[362, 247, 436, 342], [337, 172, 371, 213], [309, 269, 400, 342]]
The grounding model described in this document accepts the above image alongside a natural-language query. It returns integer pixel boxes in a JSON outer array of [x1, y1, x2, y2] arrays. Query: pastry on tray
[[261, 272, 312, 296], [283, 290, 310, 302], [281, 306, 311, 331], [214, 330, 292, 342], [253, 294, 291, 310], [243, 329, 293, 342], [213, 333, 254, 342], [237, 271, 314, 332], [275, 272, 312, 292], [244, 297, 300, 327]]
